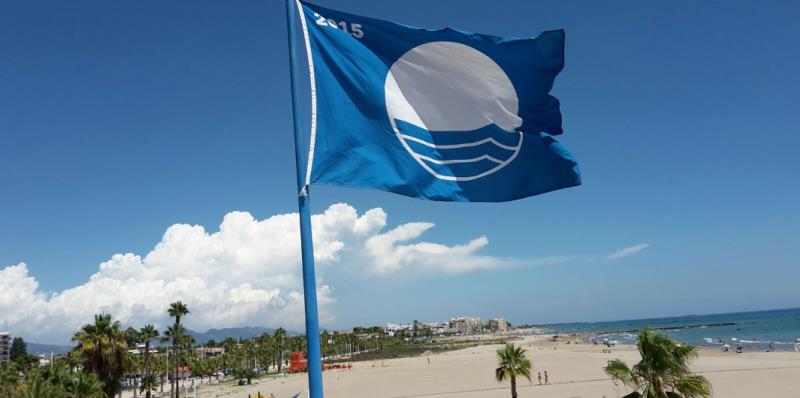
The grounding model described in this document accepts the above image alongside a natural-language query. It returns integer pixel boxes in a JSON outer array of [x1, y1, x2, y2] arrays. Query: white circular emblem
[[384, 41, 523, 181]]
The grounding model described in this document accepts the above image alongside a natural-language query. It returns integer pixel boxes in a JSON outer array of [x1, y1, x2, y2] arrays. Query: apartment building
[[0, 333, 11, 364]]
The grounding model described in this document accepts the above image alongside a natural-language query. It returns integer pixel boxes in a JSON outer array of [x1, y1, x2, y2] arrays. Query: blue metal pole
[[296, 194, 324, 398], [285, 0, 325, 397]]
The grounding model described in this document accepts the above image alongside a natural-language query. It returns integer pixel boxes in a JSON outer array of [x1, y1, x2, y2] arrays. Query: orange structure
[[288, 351, 308, 373], [287, 352, 352, 373]]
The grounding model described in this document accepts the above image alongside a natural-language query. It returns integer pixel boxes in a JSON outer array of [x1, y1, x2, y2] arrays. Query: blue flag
[[295, 1, 580, 202]]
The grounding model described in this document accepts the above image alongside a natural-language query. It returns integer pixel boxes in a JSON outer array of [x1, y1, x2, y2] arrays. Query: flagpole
[[285, 0, 325, 397]]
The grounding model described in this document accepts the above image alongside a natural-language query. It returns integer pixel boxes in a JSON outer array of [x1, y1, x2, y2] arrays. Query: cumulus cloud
[[608, 243, 650, 260], [0, 204, 510, 343]]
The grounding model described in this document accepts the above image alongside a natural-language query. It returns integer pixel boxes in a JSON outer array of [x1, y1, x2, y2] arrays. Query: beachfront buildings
[[421, 322, 449, 335], [450, 317, 483, 335], [196, 346, 225, 358], [128, 343, 160, 356], [488, 318, 510, 332], [378, 316, 509, 337], [0, 332, 10, 364], [384, 323, 413, 336]]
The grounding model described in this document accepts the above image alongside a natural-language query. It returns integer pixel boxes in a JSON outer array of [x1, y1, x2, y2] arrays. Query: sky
[[1, 0, 799, 344]]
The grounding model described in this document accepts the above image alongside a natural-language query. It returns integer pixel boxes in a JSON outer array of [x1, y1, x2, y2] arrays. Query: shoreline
[[537, 307, 800, 353]]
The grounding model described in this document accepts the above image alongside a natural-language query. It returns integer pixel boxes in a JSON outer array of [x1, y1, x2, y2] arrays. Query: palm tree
[[126, 353, 142, 398], [167, 302, 189, 398], [17, 371, 64, 398], [221, 337, 237, 374], [243, 340, 258, 371], [0, 361, 22, 398], [139, 374, 158, 398], [164, 324, 187, 398], [123, 327, 140, 348], [72, 314, 128, 398], [66, 350, 84, 371], [168, 302, 190, 326], [39, 363, 72, 392], [155, 354, 168, 395], [138, 325, 159, 398], [257, 333, 274, 373], [604, 328, 712, 398], [234, 368, 256, 385], [273, 328, 286, 373], [189, 358, 212, 383], [65, 371, 106, 398], [495, 344, 532, 398]]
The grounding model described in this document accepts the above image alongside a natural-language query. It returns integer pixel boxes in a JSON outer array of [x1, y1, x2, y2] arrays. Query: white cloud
[[608, 243, 650, 260], [0, 204, 513, 343], [363, 222, 503, 274], [524, 256, 574, 267]]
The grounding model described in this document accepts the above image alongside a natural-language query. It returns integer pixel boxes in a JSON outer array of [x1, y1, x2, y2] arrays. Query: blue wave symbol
[[394, 119, 523, 180]]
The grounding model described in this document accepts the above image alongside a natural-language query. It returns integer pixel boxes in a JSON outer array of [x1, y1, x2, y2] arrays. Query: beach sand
[[187, 335, 800, 398]]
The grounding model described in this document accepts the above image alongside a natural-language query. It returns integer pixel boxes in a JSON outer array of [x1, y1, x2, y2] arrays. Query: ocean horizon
[[542, 307, 800, 351]]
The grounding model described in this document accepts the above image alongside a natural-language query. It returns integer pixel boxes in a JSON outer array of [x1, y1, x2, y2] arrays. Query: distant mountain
[[188, 327, 299, 345], [28, 342, 72, 356]]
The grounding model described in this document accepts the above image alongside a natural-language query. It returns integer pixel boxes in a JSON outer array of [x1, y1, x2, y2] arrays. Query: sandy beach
[[181, 335, 800, 398]]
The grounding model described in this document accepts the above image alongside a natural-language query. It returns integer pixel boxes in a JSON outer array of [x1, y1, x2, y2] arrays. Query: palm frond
[[673, 375, 712, 398], [495, 367, 506, 382], [605, 359, 637, 387]]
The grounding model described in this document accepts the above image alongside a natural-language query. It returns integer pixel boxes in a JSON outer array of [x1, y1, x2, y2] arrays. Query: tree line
[[0, 301, 416, 398]]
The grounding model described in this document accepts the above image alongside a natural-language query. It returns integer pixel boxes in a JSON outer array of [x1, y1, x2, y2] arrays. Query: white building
[[0, 333, 10, 364], [449, 317, 482, 335], [488, 318, 510, 332], [421, 322, 449, 335], [196, 347, 225, 358], [384, 323, 413, 336]]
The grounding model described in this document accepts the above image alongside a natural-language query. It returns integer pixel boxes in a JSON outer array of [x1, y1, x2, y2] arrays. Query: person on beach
[[545, 370, 549, 384], [538, 372, 543, 385]]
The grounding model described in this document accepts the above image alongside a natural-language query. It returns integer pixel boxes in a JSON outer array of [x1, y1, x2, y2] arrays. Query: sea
[[542, 307, 800, 352]]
